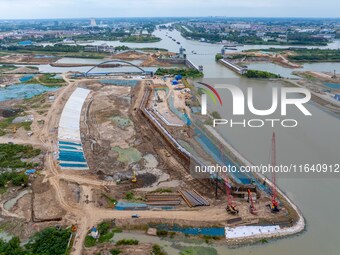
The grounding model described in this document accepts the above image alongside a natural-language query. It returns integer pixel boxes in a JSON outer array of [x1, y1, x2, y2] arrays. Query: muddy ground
[[31, 177, 66, 221], [0, 54, 58, 65], [81, 83, 161, 181], [83, 243, 153, 255]]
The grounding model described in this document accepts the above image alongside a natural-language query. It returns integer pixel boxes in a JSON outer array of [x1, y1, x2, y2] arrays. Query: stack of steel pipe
[[145, 194, 182, 206], [179, 189, 210, 208]]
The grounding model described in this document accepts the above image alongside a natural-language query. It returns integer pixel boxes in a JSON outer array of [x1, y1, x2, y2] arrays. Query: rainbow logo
[[197, 82, 223, 106]]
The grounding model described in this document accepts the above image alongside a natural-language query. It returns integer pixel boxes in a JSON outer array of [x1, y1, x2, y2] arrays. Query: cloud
[[0, 0, 339, 19]]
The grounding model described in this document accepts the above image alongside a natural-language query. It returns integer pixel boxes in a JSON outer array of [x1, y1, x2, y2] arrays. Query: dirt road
[[11, 74, 227, 255]]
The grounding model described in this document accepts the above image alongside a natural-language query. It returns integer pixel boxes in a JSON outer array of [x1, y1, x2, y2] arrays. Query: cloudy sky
[[0, 0, 339, 19]]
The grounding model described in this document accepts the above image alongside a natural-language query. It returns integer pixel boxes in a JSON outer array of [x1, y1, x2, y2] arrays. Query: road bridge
[[84, 60, 147, 77]]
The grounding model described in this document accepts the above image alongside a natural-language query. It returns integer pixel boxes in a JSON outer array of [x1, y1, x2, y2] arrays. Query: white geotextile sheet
[[58, 88, 90, 143]]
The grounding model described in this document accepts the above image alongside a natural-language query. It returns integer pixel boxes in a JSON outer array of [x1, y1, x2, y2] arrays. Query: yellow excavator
[[131, 170, 137, 183]]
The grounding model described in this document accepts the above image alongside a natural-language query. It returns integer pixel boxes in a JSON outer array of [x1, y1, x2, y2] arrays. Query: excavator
[[131, 170, 137, 183]]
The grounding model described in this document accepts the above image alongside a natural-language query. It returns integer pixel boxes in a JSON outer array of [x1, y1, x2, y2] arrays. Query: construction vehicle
[[225, 182, 239, 215], [71, 225, 77, 232], [248, 189, 258, 215], [156, 93, 163, 103], [270, 132, 280, 213], [226, 204, 239, 215], [131, 170, 137, 183]]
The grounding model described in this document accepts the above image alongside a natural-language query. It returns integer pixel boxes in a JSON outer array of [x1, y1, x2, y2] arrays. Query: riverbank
[[204, 126, 305, 243], [284, 79, 340, 113]]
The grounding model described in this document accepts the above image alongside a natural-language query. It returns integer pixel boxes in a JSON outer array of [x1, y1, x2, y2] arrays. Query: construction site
[[0, 50, 305, 254]]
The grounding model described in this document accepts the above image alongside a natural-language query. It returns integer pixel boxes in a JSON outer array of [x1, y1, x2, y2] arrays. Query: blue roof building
[[25, 169, 36, 175], [18, 40, 33, 46], [172, 80, 179, 85], [175, 74, 183, 80]]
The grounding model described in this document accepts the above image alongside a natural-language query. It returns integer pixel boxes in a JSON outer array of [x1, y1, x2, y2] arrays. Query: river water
[[247, 62, 340, 78], [151, 29, 340, 255], [33, 28, 340, 254]]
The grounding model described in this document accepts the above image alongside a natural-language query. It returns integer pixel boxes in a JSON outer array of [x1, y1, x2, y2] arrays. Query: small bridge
[[85, 60, 146, 77]]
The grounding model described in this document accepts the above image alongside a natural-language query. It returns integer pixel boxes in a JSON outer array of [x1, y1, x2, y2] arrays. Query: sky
[[0, 0, 339, 19]]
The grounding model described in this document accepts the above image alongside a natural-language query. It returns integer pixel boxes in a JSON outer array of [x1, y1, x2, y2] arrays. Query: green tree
[[12, 174, 29, 186], [0, 237, 28, 255], [26, 227, 71, 254], [110, 249, 121, 255], [215, 53, 223, 61]]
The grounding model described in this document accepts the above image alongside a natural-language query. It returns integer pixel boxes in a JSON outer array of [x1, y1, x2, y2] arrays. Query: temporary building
[[172, 80, 179, 85], [25, 169, 36, 175], [175, 74, 183, 80]]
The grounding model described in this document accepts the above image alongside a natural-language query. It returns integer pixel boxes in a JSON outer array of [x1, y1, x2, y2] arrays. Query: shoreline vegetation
[[21, 73, 65, 86], [0, 44, 168, 60], [120, 35, 161, 43], [155, 68, 204, 78], [215, 54, 281, 78], [245, 48, 340, 62], [243, 70, 281, 79], [215, 53, 223, 61]]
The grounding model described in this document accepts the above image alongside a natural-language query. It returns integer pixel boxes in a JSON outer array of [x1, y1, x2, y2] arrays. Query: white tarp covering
[[225, 225, 281, 239], [58, 88, 90, 142]]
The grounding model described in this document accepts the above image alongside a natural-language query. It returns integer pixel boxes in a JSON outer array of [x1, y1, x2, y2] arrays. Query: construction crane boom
[[271, 132, 279, 212], [248, 189, 258, 215], [225, 181, 239, 214]]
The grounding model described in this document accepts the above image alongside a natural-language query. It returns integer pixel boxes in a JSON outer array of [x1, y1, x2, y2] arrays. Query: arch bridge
[[85, 60, 146, 77]]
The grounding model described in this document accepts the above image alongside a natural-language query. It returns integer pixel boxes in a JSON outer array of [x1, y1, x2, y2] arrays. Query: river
[[152, 28, 340, 255], [32, 27, 340, 255]]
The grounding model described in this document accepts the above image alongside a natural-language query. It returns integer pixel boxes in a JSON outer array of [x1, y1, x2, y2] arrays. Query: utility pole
[[332, 69, 336, 79], [215, 171, 219, 199]]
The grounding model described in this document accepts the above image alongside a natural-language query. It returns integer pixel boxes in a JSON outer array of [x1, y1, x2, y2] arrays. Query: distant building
[[18, 40, 33, 46], [230, 23, 251, 30], [84, 45, 112, 53], [179, 46, 185, 58], [63, 38, 75, 44], [335, 94, 340, 101], [221, 47, 225, 55], [90, 18, 97, 27]]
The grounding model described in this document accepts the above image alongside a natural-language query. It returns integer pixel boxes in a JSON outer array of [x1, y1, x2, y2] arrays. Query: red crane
[[248, 189, 258, 215], [271, 132, 280, 212]]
